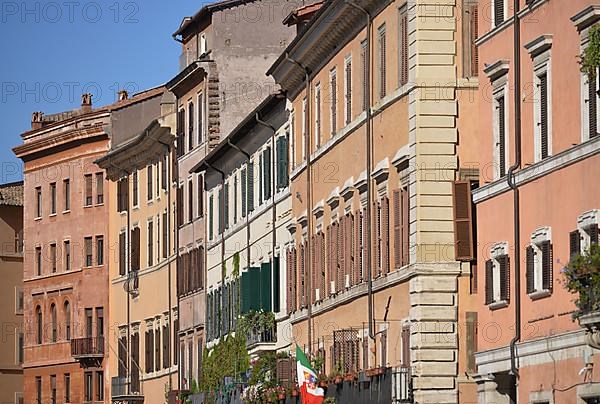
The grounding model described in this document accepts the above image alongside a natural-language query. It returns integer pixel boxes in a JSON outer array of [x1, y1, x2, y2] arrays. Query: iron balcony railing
[[246, 326, 277, 348], [111, 377, 144, 401], [71, 336, 104, 358], [392, 366, 413, 403]]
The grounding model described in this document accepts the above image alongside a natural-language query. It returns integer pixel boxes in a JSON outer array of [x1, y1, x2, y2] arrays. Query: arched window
[[64, 301, 71, 340], [51, 304, 57, 343], [36, 306, 42, 344]]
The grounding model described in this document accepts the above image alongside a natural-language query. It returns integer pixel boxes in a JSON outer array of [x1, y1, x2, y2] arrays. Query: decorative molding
[[524, 34, 553, 57], [483, 60, 510, 81], [571, 5, 600, 31]]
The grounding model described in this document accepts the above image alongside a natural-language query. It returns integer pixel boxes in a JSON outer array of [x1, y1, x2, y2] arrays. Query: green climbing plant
[[580, 25, 600, 80], [563, 243, 600, 318], [199, 333, 250, 395], [237, 310, 276, 336]]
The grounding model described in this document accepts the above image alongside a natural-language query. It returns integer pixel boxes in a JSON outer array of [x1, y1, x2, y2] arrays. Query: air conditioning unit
[[330, 281, 336, 295], [345, 274, 351, 289], [315, 288, 321, 302]]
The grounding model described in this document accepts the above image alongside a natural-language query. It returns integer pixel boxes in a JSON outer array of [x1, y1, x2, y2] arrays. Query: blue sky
[[0, 0, 208, 183]]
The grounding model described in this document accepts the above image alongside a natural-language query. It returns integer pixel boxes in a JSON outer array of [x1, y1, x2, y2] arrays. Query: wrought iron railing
[[392, 366, 413, 403], [71, 336, 104, 357], [246, 326, 277, 348]]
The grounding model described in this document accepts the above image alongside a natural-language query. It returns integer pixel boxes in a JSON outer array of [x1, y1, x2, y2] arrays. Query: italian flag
[[296, 345, 324, 404]]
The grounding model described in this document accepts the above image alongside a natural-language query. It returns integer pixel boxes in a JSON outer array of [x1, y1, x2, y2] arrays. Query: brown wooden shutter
[[311, 234, 317, 302], [286, 249, 292, 313], [320, 232, 326, 294], [401, 325, 410, 366], [337, 221, 344, 290], [292, 247, 297, 312], [590, 75, 598, 138], [453, 181, 474, 261], [326, 225, 331, 296], [393, 190, 402, 268], [381, 196, 390, 275], [499, 254, 510, 302], [498, 96, 507, 177], [590, 225, 599, 245], [466, 312, 477, 373], [401, 187, 409, 266], [400, 7, 409, 85], [119, 232, 126, 276], [526, 246, 535, 294], [374, 201, 381, 278], [485, 259, 493, 305], [540, 72, 549, 159], [541, 241, 553, 292], [131, 227, 140, 272], [361, 40, 368, 111], [570, 230, 581, 259], [362, 210, 368, 282], [353, 210, 361, 285], [345, 60, 352, 124], [494, 0, 504, 26]]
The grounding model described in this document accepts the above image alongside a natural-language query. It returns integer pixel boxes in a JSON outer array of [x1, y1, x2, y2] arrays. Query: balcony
[[392, 366, 413, 403], [111, 377, 144, 404], [71, 337, 104, 367], [246, 326, 276, 349]]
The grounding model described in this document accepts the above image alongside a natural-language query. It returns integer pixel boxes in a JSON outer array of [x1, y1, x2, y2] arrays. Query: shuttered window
[[466, 312, 477, 373], [197, 175, 204, 218], [498, 254, 510, 302], [453, 181, 474, 261], [276, 136, 289, 190], [541, 241, 553, 292], [119, 232, 126, 275], [132, 171, 139, 207], [344, 57, 352, 124], [589, 75, 598, 139], [131, 227, 140, 272], [84, 174, 93, 206], [241, 168, 247, 217], [401, 325, 410, 366], [462, 1, 478, 78], [208, 195, 214, 240], [315, 84, 321, 147], [248, 162, 255, 212], [176, 186, 183, 228], [330, 69, 337, 135], [162, 324, 170, 368], [527, 240, 553, 295], [188, 181, 194, 223], [162, 212, 168, 258], [361, 39, 368, 111], [177, 108, 185, 157], [198, 93, 204, 144], [497, 95, 507, 178], [570, 230, 581, 259], [218, 187, 224, 234], [399, 5, 409, 85], [377, 24, 387, 99], [526, 245, 535, 294], [485, 259, 494, 305], [162, 154, 168, 190], [590, 224, 599, 245], [223, 181, 229, 230], [147, 221, 153, 267], [381, 197, 390, 275], [118, 179, 129, 213], [188, 102, 194, 151], [263, 147, 271, 200], [147, 166, 153, 201], [494, 0, 504, 27], [539, 72, 549, 160], [393, 187, 410, 268], [131, 333, 140, 392]]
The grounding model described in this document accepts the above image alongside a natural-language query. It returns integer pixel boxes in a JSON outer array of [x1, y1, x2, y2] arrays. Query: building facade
[[192, 94, 291, 361], [268, 0, 480, 402], [474, 1, 600, 403], [96, 87, 179, 402], [14, 95, 111, 403], [0, 182, 24, 404], [168, 0, 294, 391]]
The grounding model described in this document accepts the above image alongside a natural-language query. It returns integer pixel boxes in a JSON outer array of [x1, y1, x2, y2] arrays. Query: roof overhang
[[166, 61, 207, 98]]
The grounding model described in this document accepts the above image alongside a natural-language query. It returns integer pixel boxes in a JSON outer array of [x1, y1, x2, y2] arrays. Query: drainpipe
[[226, 140, 252, 279], [508, 0, 522, 386], [345, 0, 375, 342], [285, 53, 313, 354], [255, 112, 278, 316], [158, 140, 174, 390]]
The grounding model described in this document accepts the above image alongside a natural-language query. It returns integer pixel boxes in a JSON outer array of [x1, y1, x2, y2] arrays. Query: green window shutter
[[224, 182, 229, 230], [264, 147, 272, 200], [218, 188, 223, 234], [241, 271, 249, 314], [260, 262, 272, 312], [249, 266, 261, 311], [241, 168, 247, 218], [259, 154, 263, 205], [206, 292, 212, 340], [273, 256, 280, 312], [248, 162, 255, 213]]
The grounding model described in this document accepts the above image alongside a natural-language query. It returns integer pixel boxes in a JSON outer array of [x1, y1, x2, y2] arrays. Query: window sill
[[83, 205, 93, 209], [62, 210, 71, 214], [528, 289, 551, 300], [49, 213, 57, 217], [34, 217, 42, 221], [95, 202, 104, 207], [489, 300, 509, 310]]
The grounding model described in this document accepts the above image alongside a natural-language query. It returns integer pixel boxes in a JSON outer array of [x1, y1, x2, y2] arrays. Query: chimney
[[118, 90, 129, 102], [81, 93, 93, 113], [31, 112, 44, 130]]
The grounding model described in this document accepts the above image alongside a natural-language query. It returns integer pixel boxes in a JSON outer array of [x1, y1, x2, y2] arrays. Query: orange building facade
[[474, 1, 600, 403]]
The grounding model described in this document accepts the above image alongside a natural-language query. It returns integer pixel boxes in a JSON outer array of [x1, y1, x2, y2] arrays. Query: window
[[241, 168, 247, 218], [198, 175, 204, 218], [84, 174, 93, 206], [462, 0, 478, 78], [262, 147, 271, 202], [63, 179, 70, 211], [131, 227, 141, 272], [177, 186, 184, 228], [84, 371, 93, 401], [155, 324, 161, 372], [148, 221, 154, 267], [85, 308, 93, 337], [50, 182, 56, 214], [15, 287, 23, 314], [156, 163, 160, 198], [145, 327, 155, 373], [17, 332, 23, 364], [36, 306, 42, 344], [494, 89, 508, 179], [51, 304, 57, 342], [485, 243, 510, 307], [399, 5, 409, 84], [377, 24, 387, 99], [177, 108, 185, 158], [64, 374, 70, 403], [330, 68, 338, 135], [290, 113, 295, 169], [572, 211, 600, 259], [188, 101, 195, 151], [209, 194, 214, 240], [50, 243, 57, 273], [117, 177, 129, 212], [393, 185, 410, 268], [147, 165, 153, 201], [188, 180, 194, 223], [198, 92, 204, 144], [96, 371, 104, 400], [36, 376, 41, 404], [224, 181, 230, 230], [162, 154, 168, 190], [96, 236, 104, 266], [96, 308, 104, 338], [64, 241, 70, 271], [50, 375, 56, 404], [233, 175, 238, 224], [301, 97, 307, 161], [64, 301, 71, 340], [526, 228, 553, 298], [157, 217, 160, 263], [314, 83, 321, 147], [35, 187, 42, 218], [344, 56, 352, 124], [84, 237, 93, 267], [36, 247, 42, 276], [361, 39, 368, 111], [162, 212, 168, 259], [133, 171, 139, 207], [493, 0, 505, 27], [162, 323, 170, 369], [276, 136, 289, 190], [96, 173, 104, 204], [453, 181, 475, 261]]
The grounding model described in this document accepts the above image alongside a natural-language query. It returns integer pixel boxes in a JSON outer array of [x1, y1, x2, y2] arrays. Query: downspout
[[174, 102, 182, 391], [158, 139, 174, 390], [285, 54, 313, 354], [508, 0, 522, 384], [227, 140, 252, 279], [345, 0, 375, 341], [255, 113, 278, 316]]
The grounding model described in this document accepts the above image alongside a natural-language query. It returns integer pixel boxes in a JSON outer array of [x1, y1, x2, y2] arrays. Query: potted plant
[[330, 361, 344, 385], [343, 372, 357, 382], [275, 386, 286, 400], [580, 25, 600, 82], [564, 244, 600, 318]]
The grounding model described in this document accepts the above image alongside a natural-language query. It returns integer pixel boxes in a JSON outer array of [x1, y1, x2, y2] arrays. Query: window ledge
[[529, 289, 551, 300], [34, 217, 42, 221], [62, 210, 71, 214], [95, 203, 104, 207], [489, 300, 509, 310]]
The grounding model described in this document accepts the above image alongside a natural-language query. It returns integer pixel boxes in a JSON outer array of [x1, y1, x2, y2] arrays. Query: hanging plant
[[563, 243, 600, 318], [580, 25, 600, 80], [199, 334, 250, 396]]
